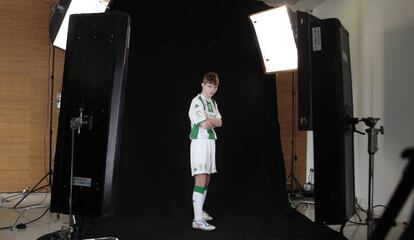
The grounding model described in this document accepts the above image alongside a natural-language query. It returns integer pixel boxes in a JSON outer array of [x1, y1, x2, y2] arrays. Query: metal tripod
[[364, 118, 384, 239], [38, 108, 117, 240], [352, 117, 384, 239], [13, 46, 57, 209], [370, 147, 414, 240], [286, 72, 304, 196]]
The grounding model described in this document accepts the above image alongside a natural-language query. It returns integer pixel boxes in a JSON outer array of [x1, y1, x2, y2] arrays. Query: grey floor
[[0, 192, 68, 239], [292, 198, 407, 240], [0, 192, 407, 240]]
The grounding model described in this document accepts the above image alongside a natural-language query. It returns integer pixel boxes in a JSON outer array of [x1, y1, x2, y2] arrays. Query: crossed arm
[[200, 116, 222, 129]]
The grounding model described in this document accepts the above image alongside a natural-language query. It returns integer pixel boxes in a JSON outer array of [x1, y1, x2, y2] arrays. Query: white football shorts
[[190, 139, 217, 176]]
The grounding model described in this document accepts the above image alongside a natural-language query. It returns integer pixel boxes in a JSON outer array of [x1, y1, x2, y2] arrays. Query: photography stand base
[[12, 173, 51, 209], [11, 205, 49, 231], [1, 187, 29, 204], [286, 173, 304, 197], [13, 47, 56, 209], [364, 118, 384, 239], [36, 217, 119, 240], [350, 117, 384, 239], [370, 148, 414, 240], [38, 108, 116, 240]]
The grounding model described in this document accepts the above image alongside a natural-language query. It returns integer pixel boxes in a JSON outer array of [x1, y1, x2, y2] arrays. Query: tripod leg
[[293, 175, 304, 191], [354, 208, 363, 222], [33, 184, 50, 192], [13, 173, 49, 208], [370, 158, 413, 240]]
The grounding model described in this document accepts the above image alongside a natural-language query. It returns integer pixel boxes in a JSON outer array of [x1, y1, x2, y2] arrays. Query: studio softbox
[[49, 0, 112, 50], [50, 11, 130, 217]]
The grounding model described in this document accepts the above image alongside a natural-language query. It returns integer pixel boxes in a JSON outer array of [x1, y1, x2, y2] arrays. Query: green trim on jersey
[[190, 95, 217, 140], [190, 124, 200, 139], [198, 95, 217, 113], [198, 96, 206, 109], [211, 99, 217, 109], [193, 185, 205, 193], [207, 129, 215, 139], [190, 123, 216, 140], [207, 101, 213, 112]]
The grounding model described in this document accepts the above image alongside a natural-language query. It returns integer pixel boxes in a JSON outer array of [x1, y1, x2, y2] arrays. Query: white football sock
[[193, 185, 205, 221]]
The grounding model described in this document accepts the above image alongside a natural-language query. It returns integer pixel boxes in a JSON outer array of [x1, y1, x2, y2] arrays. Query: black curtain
[[82, 0, 346, 239]]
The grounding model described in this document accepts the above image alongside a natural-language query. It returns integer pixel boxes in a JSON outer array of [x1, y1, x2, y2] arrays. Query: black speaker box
[[311, 18, 355, 224], [50, 11, 130, 217]]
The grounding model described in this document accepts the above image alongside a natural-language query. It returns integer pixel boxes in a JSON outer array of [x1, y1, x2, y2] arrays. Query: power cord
[[340, 198, 390, 232], [0, 207, 50, 231], [1, 192, 49, 210]]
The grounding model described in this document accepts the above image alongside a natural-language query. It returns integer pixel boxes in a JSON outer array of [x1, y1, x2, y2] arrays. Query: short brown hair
[[203, 72, 219, 86]]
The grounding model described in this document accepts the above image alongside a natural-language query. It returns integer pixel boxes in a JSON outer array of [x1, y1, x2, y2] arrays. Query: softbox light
[[249, 5, 356, 225], [249, 5, 297, 73], [49, 0, 112, 50], [50, 11, 130, 218]]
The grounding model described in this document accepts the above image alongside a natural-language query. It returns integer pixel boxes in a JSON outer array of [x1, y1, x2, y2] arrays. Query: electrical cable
[[0, 192, 49, 210], [0, 207, 50, 231], [373, 204, 388, 209], [21, 207, 50, 225], [348, 220, 367, 225], [342, 202, 389, 228], [0, 225, 12, 231], [356, 200, 367, 213]]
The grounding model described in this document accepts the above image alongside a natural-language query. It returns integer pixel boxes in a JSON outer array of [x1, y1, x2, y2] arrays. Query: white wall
[[307, 0, 414, 222]]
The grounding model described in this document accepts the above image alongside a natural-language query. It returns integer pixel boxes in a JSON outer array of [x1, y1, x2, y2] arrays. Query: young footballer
[[188, 72, 222, 231]]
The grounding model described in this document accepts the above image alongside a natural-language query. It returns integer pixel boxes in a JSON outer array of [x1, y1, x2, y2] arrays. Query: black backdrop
[[81, 0, 346, 239]]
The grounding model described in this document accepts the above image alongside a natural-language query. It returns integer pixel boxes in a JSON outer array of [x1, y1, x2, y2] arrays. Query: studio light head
[[49, 0, 112, 50], [249, 5, 297, 73], [250, 4, 356, 225]]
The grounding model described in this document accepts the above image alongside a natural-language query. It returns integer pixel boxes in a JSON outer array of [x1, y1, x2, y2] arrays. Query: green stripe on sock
[[193, 185, 205, 194]]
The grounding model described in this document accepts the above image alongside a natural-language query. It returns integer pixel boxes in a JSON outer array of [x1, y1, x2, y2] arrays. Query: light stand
[[13, 46, 57, 209], [370, 147, 414, 240], [48, 46, 56, 189], [363, 117, 384, 239], [67, 107, 92, 239], [286, 72, 304, 197], [350, 117, 384, 239], [38, 108, 118, 240], [39, 108, 91, 240], [68, 109, 119, 240]]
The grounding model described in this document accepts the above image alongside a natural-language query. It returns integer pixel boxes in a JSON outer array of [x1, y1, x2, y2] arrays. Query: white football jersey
[[188, 94, 221, 139]]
